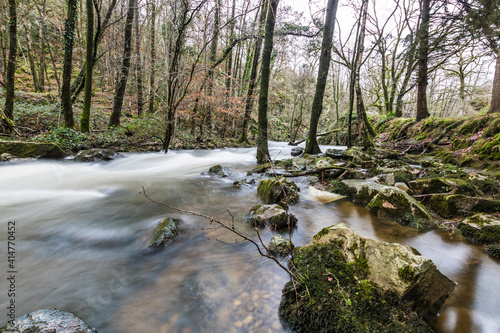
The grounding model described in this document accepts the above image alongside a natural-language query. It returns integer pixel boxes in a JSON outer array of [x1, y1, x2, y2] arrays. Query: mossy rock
[[247, 162, 272, 175], [477, 133, 500, 161], [486, 244, 500, 259], [257, 178, 300, 206], [326, 180, 357, 197], [248, 204, 297, 230], [74, 148, 124, 162], [269, 234, 294, 256], [148, 218, 180, 248], [0, 141, 65, 159], [469, 176, 500, 195], [408, 178, 478, 196], [208, 164, 234, 177], [430, 195, 500, 218], [457, 214, 500, 245]]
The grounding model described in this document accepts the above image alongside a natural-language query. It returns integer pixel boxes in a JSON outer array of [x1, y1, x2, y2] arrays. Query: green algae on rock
[[257, 178, 300, 206], [269, 234, 294, 256], [457, 214, 500, 245], [247, 204, 297, 230], [430, 195, 500, 218], [148, 218, 181, 248], [0, 141, 65, 159]]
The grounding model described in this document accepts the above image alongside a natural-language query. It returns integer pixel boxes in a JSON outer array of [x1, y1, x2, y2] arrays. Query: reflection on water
[[0, 143, 499, 332]]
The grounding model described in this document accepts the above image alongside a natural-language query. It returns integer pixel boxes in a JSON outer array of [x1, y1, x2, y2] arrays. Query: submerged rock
[[208, 164, 234, 177], [148, 218, 180, 248], [457, 214, 500, 245], [280, 224, 454, 332], [269, 234, 294, 256], [230, 178, 256, 189], [74, 148, 123, 162], [0, 141, 65, 159], [248, 204, 297, 230], [1, 309, 96, 333], [257, 178, 300, 206]]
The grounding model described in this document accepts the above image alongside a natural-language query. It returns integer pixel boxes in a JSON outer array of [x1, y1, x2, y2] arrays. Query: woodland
[[0, 0, 498, 161]]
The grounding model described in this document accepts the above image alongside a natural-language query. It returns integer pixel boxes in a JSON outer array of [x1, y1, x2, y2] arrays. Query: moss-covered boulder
[[0, 153, 12, 161], [248, 204, 297, 230], [325, 148, 347, 159], [367, 187, 436, 228], [208, 164, 234, 177], [326, 180, 357, 197], [408, 178, 478, 196], [279, 224, 455, 332], [429, 194, 500, 218], [269, 234, 294, 256], [344, 147, 377, 168], [486, 244, 500, 259], [1, 309, 96, 333], [74, 148, 124, 162], [257, 178, 300, 206], [148, 218, 180, 248], [457, 214, 500, 245], [0, 141, 65, 159]]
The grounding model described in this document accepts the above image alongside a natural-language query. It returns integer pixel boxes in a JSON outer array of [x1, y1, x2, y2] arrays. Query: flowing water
[[1, 142, 499, 333]]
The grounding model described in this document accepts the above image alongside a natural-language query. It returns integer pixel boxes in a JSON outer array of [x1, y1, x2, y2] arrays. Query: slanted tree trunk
[[109, 0, 135, 127], [81, 0, 94, 132], [256, 0, 279, 164], [4, 0, 16, 122], [24, 26, 41, 92], [148, 0, 156, 114], [416, 0, 430, 121], [37, 0, 47, 91], [225, 0, 236, 97], [304, 0, 339, 154], [488, 49, 500, 114], [239, 0, 268, 143], [135, 0, 144, 116], [61, 0, 78, 128]]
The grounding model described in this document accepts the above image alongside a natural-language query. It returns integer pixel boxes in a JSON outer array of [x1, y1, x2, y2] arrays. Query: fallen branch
[[289, 128, 342, 146], [282, 166, 349, 177]]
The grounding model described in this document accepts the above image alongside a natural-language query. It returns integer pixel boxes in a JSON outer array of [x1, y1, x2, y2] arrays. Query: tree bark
[[204, 0, 221, 132], [135, 0, 144, 117], [239, 0, 268, 143], [61, 0, 78, 128], [109, 0, 135, 127], [416, 0, 430, 121], [4, 0, 16, 122], [304, 0, 339, 154], [81, 0, 94, 133], [225, 0, 236, 97], [37, 0, 47, 91], [488, 49, 500, 114], [25, 26, 41, 92], [256, 0, 279, 164], [148, 0, 156, 114]]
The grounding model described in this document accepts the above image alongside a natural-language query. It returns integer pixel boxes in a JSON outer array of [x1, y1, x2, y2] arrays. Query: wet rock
[[457, 214, 500, 245], [0, 153, 12, 161], [378, 173, 395, 186], [486, 244, 500, 259], [257, 178, 300, 206], [248, 204, 297, 230], [306, 186, 346, 204], [429, 194, 500, 218], [408, 178, 478, 196], [0, 141, 65, 159], [269, 234, 294, 256], [279, 224, 452, 332], [148, 218, 180, 248], [344, 147, 377, 168], [208, 164, 234, 177], [230, 178, 256, 189], [325, 180, 357, 197], [394, 182, 410, 192], [325, 148, 347, 159], [74, 148, 123, 162], [1, 309, 96, 332], [291, 147, 304, 156]]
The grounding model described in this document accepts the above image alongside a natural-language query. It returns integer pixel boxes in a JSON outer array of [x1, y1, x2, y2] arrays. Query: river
[[1, 142, 499, 332]]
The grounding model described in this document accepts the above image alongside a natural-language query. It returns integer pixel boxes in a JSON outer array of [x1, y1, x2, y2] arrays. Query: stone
[[269, 234, 294, 256], [344, 147, 377, 168], [379, 173, 396, 186], [457, 214, 500, 245], [325, 148, 347, 159], [429, 194, 500, 218], [306, 186, 346, 204], [394, 182, 410, 192], [314, 224, 456, 320], [408, 178, 478, 196], [0, 153, 12, 161], [257, 178, 300, 206], [148, 218, 180, 248], [208, 164, 234, 177], [248, 204, 297, 230], [230, 178, 256, 189], [0, 141, 65, 159], [74, 148, 123, 162], [1, 309, 96, 333], [291, 147, 304, 156], [486, 244, 500, 259]]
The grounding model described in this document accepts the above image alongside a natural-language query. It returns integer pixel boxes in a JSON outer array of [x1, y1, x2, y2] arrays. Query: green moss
[[398, 266, 416, 283], [394, 171, 414, 184], [257, 178, 300, 206], [313, 226, 335, 241], [247, 162, 272, 175], [149, 218, 180, 248], [477, 134, 500, 161], [458, 223, 500, 245], [486, 244, 500, 259], [279, 241, 433, 333], [327, 180, 356, 197]]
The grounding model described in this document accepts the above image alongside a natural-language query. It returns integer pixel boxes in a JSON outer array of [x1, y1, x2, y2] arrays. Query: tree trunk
[[4, 0, 16, 122], [46, 39, 61, 90], [256, 0, 279, 164], [416, 0, 430, 121], [24, 26, 41, 92], [135, 0, 144, 116], [225, 0, 236, 97], [239, 0, 268, 143], [37, 0, 47, 91], [148, 0, 156, 114], [304, 0, 339, 154], [204, 0, 221, 132], [488, 49, 500, 114], [109, 0, 135, 127], [81, 0, 94, 133], [61, 0, 78, 128]]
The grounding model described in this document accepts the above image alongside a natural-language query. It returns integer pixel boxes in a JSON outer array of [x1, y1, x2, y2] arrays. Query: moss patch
[[486, 244, 500, 259], [257, 178, 300, 206], [458, 223, 500, 245]]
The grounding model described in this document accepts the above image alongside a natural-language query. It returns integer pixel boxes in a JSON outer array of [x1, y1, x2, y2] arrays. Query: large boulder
[[1, 309, 96, 333], [408, 178, 477, 196], [325, 148, 347, 159], [457, 214, 500, 245], [208, 164, 234, 177], [269, 234, 294, 256], [74, 148, 123, 162], [344, 147, 377, 168], [248, 204, 297, 230], [148, 218, 180, 248], [0, 141, 65, 159], [429, 194, 500, 218], [257, 178, 300, 206], [279, 224, 455, 332]]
